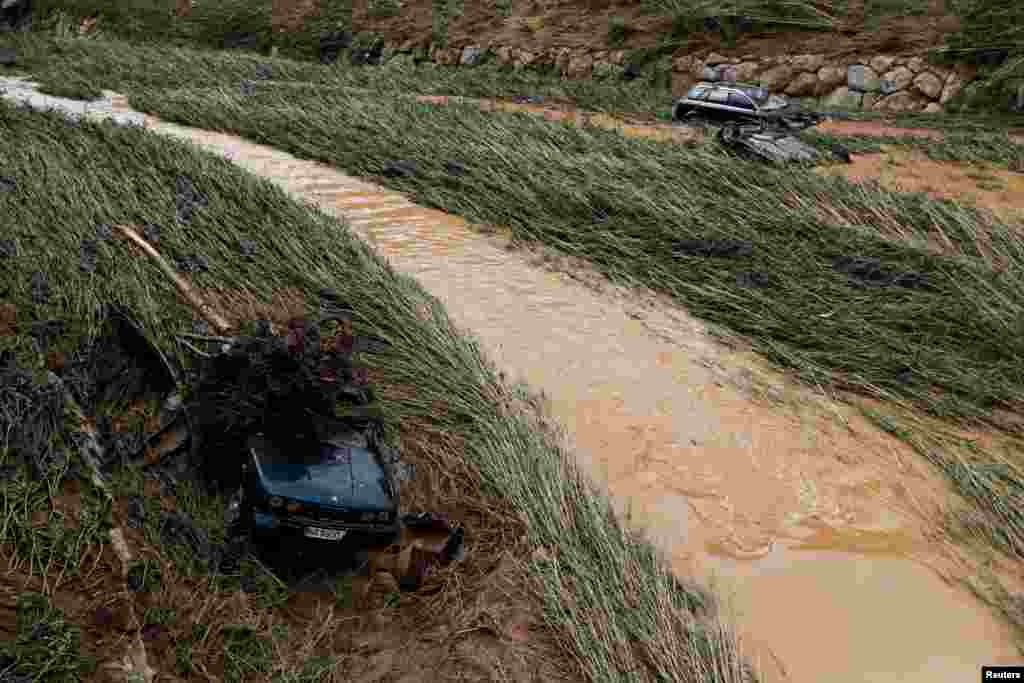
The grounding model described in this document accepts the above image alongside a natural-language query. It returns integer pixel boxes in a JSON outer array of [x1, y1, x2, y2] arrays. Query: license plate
[[304, 526, 347, 541]]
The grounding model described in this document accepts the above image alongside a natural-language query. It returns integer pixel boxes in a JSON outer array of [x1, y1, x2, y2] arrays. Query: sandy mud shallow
[[815, 146, 1024, 222], [3, 80, 1020, 681]]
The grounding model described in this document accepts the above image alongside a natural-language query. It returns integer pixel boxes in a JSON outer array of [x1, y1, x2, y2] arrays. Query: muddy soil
[[74, 89, 1023, 682], [278, 0, 964, 62], [816, 119, 1024, 142], [816, 145, 1024, 221]]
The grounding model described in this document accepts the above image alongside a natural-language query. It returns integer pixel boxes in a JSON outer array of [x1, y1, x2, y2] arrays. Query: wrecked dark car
[[716, 120, 852, 165], [673, 82, 825, 131], [227, 417, 401, 545]]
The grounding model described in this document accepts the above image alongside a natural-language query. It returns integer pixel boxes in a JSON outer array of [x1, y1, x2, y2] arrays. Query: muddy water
[[105, 96, 1022, 681]]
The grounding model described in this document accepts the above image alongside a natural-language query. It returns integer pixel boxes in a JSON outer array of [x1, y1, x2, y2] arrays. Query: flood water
[[112, 97, 1023, 681]]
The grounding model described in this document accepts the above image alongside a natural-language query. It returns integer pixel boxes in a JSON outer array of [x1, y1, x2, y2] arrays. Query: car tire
[[718, 123, 740, 145]]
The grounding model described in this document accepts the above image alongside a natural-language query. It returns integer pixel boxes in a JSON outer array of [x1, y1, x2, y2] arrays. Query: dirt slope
[[328, 0, 961, 59]]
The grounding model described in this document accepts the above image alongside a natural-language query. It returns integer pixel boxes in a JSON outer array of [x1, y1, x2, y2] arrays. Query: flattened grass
[[804, 128, 1024, 168], [0, 96, 754, 681], [3, 32, 678, 114], [24, 33, 1016, 588], [122, 80, 1024, 429]]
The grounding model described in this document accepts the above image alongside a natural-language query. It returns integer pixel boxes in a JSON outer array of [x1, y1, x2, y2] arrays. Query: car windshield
[[686, 86, 709, 99], [257, 438, 393, 497], [316, 444, 386, 480], [255, 431, 372, 465]]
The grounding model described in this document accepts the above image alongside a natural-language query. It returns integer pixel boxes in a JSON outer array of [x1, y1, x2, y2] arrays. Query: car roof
[[689, 83, 764, 97]]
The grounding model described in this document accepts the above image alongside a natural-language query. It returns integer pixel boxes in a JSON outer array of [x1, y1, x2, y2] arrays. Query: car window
[[706, 90, 730, 104], [727, 93, 755, 110], [739, 87, 768, 103], [686, 86, 709, 100]]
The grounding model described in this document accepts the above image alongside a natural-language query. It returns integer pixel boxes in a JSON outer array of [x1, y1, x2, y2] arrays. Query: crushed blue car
[[227, 418, 401, 545]]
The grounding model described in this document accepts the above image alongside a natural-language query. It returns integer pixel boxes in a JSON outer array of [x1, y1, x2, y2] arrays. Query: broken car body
[[670, 82, 850, 165], [716, 120, 852, 164], [231, 418, 401, 544], [673, 82, 824, 130]]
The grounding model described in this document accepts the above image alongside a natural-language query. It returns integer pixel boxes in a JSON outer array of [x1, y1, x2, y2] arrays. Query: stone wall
[[376, 41, 978, 113]]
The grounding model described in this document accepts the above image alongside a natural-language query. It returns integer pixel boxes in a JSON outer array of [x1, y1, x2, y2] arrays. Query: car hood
[[253, 445, 394, 510]]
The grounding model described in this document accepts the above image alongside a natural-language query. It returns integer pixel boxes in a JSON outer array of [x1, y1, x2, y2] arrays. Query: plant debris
[[173, 175, 209, 224], [28, 271, 49, 304], [832, 255, 931, 290]]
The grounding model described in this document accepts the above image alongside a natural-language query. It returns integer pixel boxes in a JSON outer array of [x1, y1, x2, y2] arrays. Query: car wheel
[[718, 123, 740, 144]]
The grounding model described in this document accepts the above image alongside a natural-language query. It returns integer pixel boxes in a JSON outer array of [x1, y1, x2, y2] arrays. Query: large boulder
[[785, 72, 819, 96], [733, 61, 760, 82], [869, 55, 896, 74], [881, 66, 914, 93], [672, 54, 698, 74], [913, 71, 944, 99], [759, 64, 794, 91], [791, 54, 825, 72], [816, 66, 847, 95], [873, 91, 922, 112], [823, 86, 863, 109], [567, 53, 594, 79]]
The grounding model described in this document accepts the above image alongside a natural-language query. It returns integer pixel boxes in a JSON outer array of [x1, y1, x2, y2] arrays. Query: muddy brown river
[[105, 94, 1022, 681]]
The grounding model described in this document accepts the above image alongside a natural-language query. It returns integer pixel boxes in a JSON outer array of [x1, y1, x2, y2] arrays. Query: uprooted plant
[[183, 294, 388, 492]]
